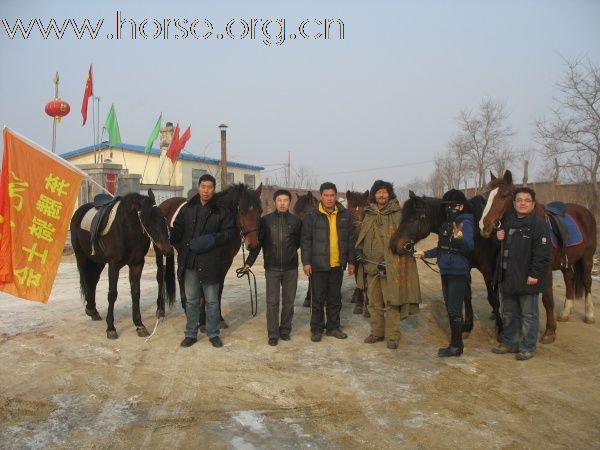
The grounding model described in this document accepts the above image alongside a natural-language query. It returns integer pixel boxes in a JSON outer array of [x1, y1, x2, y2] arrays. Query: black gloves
[[189, 234, 216, 254]]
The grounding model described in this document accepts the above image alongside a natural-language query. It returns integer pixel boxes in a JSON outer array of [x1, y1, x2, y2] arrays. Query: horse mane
[[400, 194, 444, 225], [216, 183, 262, 213], [294, 192, 317, 215], [346, 190, 369, 208]]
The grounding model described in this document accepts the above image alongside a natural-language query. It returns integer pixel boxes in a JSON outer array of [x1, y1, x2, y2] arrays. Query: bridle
[[137, 205, 166, 248]]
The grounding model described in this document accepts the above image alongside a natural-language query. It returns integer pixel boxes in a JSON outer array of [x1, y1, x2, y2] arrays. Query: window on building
[[244, 174, 255, 189], [227, 172, 235, 185], [192, 168, 208, 187]]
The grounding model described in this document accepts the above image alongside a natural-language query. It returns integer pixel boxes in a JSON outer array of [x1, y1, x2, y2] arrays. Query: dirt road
[[1, 238, 600, 449]]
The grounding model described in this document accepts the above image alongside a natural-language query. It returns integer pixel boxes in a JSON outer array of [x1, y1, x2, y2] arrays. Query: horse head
[[480, 170, 514, 238], [293, 191, 317, 220], [137, 189, 173, 255], [390, 190, 438, 255], [237, 184, 263, 250], [346, 189, 369, 227]]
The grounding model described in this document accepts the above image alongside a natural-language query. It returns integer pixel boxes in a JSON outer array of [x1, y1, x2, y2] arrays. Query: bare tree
[[456, 98, 515, 188], [537, 58, 600, 212], [397, 177, 432, 201], [291, 166, 317, 189]]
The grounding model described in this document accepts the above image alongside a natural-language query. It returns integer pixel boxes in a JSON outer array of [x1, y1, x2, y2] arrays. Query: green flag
[[144, 113, 162, 154], [104, 104, 121, 146]]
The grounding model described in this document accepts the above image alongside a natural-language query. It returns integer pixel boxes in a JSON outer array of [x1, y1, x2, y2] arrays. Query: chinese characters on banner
[[0, 128, 85, 303]]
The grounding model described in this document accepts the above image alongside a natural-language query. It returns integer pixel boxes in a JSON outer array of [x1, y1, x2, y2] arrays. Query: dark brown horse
[[71, 190, 173, 339], [155, 183, 263, 327], [389, 191, 502, 337], [346, 190, 370, 315], [293, 191, 318, 307], [480, 170, 597, 343]]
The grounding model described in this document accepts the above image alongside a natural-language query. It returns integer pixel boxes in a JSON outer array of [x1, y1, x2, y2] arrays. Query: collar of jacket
[[188, 193, 218, 211], [365, 198, 401, 216]]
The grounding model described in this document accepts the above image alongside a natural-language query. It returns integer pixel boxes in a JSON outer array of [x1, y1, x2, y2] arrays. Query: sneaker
[[326, 328, 348, 339], [387, 340, 399, 350], [491, 344, 518, 354], [268, 338, 278, 346], [279, 333, 291, 341], [180, 337, 197, 348], [209, 336, 223, 348], [310, 331, 322, 342], [364, 334, 384, 344], [516, 351, 535, 361]]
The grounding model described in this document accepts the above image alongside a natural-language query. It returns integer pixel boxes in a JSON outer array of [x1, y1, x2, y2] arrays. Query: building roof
[[60, 142, 264, 171]]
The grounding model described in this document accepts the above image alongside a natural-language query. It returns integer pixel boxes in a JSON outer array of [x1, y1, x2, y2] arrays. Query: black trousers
[[310, 267, 343, 332], [441, 274, 468, 321], [265, 269, 298, 339]]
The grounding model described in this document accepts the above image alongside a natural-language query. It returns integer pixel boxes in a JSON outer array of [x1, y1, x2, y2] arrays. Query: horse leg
[[106, 264, 120, 339], [130, 263, 149, 337], [582, 255, 595, 324], [155, 248, 165, 318], [540, 267, 557, 344], [84, 260, 104, 321], [463, 277, 473, 337], [353, 289, 364, 314], [557, 267, 575, 322], [303, 278, 311, 307]]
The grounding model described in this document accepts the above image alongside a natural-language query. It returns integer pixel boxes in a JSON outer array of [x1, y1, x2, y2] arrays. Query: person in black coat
[[491, 187, 550, 361], [301, 182, 356, 342], [243, 189, 302, 346], [170, 174, 235, 349]]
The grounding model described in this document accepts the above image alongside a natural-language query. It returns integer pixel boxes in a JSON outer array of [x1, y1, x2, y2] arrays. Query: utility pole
[[523, 160, 529, 186], [287, 150, 291, 187], [219, 124, 228, 190]]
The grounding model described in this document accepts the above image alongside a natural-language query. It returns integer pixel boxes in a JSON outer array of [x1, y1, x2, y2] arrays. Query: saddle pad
[[170, 201, 187, 228], [80, 201, 121, 235], [548, 213, 583, 248]]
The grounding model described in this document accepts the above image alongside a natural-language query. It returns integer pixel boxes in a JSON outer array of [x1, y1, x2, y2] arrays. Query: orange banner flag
[[0, 128, 86, 303]]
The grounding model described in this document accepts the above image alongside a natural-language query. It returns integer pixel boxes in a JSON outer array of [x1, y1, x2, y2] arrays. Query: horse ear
[[296, 193, 301, 199], [346, 190, 351, 197], [364, 190, 369, 198], [409, 190, 416, 199], [148, 189, 156, 205], [490, 171, 496, 181], [255, 183, 262, 196], [504, 170, 513, 185]]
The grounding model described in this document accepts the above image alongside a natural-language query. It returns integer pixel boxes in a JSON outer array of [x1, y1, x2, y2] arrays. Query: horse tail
[[164, 254, 176, 308], [573, 257, 586, 299], [70, 204, 94, 301]]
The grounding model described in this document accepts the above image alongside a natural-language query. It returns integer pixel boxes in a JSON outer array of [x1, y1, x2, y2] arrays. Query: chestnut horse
[[346, 190, 370, 315], [71, 190, 173, 339], [390, 191, 502, 337], [480, 170, 597, 343], [155, 183, 262, 328]]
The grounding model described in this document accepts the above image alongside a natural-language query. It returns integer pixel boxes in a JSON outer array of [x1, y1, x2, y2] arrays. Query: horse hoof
[[220, 320, 229, 329], [156, 309, 165, 318], [584, 317, 595, 324], [302, 299, 311, 308], [540, 335, 555, 344], [136, 326, 150, 337], [363, 310, 370, 319], [489, 313, 496, 321], [85, 308, 102, 321], [557, 316, 570, 322], [353, 306, 363, 315], [107, 330, 118, 339], [200, 325, 206, 333]]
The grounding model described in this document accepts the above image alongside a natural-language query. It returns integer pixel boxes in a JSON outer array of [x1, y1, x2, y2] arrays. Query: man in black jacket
[[492, 187, 550, 361], [243, 189, 302, 346], [170, 174, 236, 348], [301, 182, 355, 342]]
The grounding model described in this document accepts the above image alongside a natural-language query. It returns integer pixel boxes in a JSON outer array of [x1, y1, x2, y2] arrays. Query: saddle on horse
[[545, 201, 569, 251], [89, 194, 121, 255]]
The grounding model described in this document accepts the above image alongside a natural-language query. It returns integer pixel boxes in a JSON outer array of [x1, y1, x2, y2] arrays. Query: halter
[[137, 209, 164, 248], [237, 203, 260, 239]]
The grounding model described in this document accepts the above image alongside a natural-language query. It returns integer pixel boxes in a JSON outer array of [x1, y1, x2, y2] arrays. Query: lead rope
[[235, 234, 258, 317]]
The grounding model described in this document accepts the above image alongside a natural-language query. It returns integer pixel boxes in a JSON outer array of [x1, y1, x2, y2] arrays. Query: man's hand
[[303, 264, 312, 276], [348, 263, 356, 276], [526, 276, 538, 285], [452, 222, 464, 239], [497, 229, 505, 241], [413, 251, 425, 259], [241, 264, 251, 273]]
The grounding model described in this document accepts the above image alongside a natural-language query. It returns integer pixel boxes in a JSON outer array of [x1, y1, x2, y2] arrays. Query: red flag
[[81, 64, 93, 126], [167, 125, 191, 163], [165, 123, 180, 163]]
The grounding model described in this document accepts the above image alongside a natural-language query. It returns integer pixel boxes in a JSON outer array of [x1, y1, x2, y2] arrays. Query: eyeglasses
[[514, 199, 533, 204]]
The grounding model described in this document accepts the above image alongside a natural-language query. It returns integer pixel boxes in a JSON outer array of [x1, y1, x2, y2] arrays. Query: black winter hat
[[369, 180, 396, 202], [441, 188, 467, 205]]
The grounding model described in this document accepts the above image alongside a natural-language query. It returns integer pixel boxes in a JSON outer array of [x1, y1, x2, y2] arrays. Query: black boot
[[438, 317, 464, 357]]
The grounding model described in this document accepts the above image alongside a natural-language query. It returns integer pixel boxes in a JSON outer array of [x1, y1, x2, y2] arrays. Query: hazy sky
[[1, 0, 599, 192]]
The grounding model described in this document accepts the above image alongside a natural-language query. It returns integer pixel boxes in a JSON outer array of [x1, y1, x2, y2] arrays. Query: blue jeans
[[501, 292, 539, 353], [184, 269, 220, 339]]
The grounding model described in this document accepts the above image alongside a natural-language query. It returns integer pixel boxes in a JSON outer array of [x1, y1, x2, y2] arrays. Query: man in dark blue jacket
[[491, 187, 550, 361], [170, 174, 235, 349], [415, 189, 475, 357], [243, 189, 302, 346], [301, 182, 356, 342]]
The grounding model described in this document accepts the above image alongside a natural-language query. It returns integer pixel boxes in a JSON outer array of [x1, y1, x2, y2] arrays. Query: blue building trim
[[60, 142, 264, 171]]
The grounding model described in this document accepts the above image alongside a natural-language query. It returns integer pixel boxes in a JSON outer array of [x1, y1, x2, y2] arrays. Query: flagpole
[[142, 151, 151, 183], [155, 153, 167, 185], [92, 96, 96, 163], [167, 160, 177, 186]]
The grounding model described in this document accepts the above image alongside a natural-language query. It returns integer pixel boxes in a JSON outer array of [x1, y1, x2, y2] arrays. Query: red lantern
[[45, 98, 70, 121]]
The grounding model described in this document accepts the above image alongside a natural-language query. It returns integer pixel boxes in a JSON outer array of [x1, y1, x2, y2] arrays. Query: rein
[[236, 231, 258, 317], [401, 239, 440, 274]]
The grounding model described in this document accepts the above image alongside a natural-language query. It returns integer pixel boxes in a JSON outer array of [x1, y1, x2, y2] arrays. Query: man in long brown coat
[[355, 180, 421, 349]]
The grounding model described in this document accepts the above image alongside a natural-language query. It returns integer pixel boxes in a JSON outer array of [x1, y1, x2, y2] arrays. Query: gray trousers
[[265, 269, 298, 339]]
